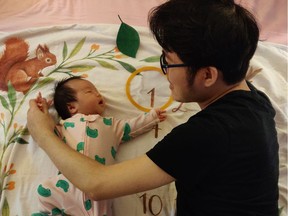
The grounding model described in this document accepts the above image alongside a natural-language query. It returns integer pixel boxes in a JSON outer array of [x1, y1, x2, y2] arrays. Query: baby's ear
[[67, 102, 78, 115]]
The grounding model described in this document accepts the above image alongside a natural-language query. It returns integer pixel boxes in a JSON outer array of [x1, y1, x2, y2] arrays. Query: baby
[[34, 76, 166, 215]]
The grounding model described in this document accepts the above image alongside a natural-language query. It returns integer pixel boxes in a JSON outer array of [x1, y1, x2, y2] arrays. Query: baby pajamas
[[36, 109, 160, 215]]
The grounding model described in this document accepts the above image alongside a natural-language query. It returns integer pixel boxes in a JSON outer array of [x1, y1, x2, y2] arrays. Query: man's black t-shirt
[[147, 82, 279, 216]]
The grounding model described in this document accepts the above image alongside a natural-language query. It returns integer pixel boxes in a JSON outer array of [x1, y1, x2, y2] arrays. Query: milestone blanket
[[0, 23, 287, 215]]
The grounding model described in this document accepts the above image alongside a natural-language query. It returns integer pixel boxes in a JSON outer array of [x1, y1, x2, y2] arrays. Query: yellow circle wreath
[[125, 66, 173, 112]]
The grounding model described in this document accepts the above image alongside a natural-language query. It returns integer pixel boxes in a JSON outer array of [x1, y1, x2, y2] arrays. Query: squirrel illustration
[[0, 37, 57, 94]]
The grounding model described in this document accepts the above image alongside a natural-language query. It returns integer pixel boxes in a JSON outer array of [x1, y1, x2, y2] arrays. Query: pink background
[[0, 0, 286, 45]]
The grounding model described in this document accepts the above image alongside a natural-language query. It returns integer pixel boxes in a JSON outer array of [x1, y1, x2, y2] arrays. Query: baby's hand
[[35, 92, 44, 111], [36, 92, 53, 111], [155, 108, 167, 122]]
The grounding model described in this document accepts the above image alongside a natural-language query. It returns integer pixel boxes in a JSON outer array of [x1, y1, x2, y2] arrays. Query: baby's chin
[[98, 106, 106, 115]]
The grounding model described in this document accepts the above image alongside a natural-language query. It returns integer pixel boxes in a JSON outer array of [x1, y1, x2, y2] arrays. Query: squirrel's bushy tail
[[0, 37, 29, 91]]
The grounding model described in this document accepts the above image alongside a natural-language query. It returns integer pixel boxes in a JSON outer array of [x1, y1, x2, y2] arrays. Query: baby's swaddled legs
[[36, 174, 93, 215]]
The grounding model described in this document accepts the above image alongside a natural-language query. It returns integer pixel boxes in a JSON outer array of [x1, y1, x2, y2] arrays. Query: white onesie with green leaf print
[[36, 109, 160, 216]]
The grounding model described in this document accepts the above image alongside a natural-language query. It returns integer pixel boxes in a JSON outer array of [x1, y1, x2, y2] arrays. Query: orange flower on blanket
[[114, 54, 127, 59], [13, 122, 23, 132], [71, 68, 78, 73], [4, 181, 15, 190], [1, 163, 16, 192], [80, 74, 88, 78], [91, 44, 100, 51], [3, 163, 16, 175]]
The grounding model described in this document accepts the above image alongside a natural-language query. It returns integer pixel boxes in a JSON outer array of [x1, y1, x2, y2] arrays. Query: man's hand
[[27, 98, 56, 145]]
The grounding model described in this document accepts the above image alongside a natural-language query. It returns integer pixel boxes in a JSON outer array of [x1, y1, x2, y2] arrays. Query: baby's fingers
[[159, 114, 167, 122]]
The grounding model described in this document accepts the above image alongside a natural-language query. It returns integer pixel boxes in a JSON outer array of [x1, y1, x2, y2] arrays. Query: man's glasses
[[160, 53, 189, 75]]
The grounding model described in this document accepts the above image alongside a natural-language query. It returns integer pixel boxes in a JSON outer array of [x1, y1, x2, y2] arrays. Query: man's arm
[[27, 99, 174, 200]]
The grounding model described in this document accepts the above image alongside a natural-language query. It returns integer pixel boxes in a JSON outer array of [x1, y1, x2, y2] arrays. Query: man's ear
[[67, 102, 78, 115], [202, 66, 218, 87]]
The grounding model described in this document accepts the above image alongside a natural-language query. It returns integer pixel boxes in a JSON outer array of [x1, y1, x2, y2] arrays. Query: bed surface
[[0, 0, 287, 215]]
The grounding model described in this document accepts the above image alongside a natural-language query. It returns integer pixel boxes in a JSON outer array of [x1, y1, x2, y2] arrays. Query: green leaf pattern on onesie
[[103, 117, 112, 125], [51, 208, 67, 215], [86, 126, 98, 138], [38, 184, 51, 197], [56, 180, 69, 192], [63, 122, 75, 129], [111, 146, 117, 159], [122, 123, 132, 141], [77, 141, 84, 152], [85, 199, 92, 210], [95, 155, 106, 164]]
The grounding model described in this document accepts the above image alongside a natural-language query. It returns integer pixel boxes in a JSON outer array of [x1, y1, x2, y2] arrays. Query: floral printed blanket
[[0, 24, 286, 215]]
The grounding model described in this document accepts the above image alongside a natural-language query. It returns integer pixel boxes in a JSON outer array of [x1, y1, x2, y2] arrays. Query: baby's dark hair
[[54, 76, 82, 120]]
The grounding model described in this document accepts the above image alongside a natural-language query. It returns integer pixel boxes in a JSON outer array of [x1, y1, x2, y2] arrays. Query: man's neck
[[199, 80, 250, 109]]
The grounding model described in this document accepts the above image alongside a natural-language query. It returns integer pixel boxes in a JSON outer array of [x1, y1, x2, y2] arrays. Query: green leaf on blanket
[[2, 197, 9, 216], [68, 37, 86, 59], [117, 15, 140, 58], [15, 137, 28, 144], [32, 77, 54, 92], [66, 65, 96, 72], [7, 82, 16, 110], [0, 95, 9, 110], [20, 127, 29, 136], [141, 56, 160, 63], [114, 60, 136, 72], [63, 41, 68, 60], [95, 60, 118, 70]]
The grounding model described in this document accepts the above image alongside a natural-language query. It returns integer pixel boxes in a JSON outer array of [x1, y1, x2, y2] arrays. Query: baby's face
[[67, 79, 106, 115]]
